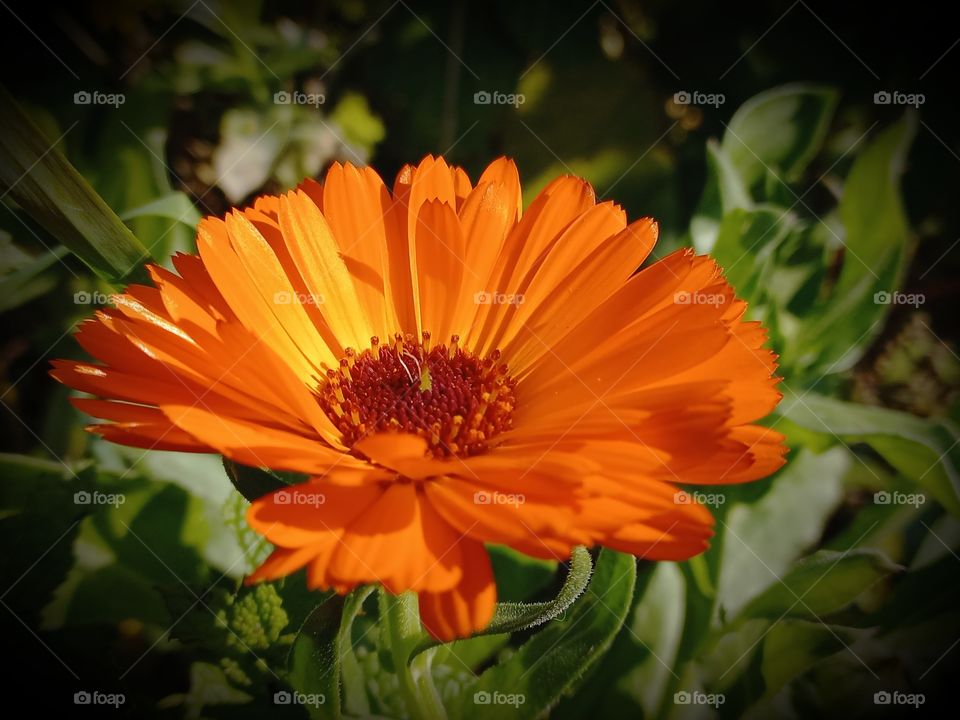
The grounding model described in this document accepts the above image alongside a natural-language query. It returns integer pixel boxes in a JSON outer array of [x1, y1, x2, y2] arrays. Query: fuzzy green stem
[[381, 590, 447, 720]]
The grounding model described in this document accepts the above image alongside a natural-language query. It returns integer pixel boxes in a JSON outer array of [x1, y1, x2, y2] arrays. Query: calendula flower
[[52, 156, 786, 640]]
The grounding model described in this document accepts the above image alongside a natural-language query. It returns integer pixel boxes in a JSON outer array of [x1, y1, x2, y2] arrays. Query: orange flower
[[52, 156, 786, 640]]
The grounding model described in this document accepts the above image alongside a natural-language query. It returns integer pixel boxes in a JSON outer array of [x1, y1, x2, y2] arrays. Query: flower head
[[53, 155, 786, 640]]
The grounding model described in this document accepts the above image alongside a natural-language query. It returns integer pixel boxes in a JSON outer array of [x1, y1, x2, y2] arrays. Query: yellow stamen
[[449, 415, 464, 440]]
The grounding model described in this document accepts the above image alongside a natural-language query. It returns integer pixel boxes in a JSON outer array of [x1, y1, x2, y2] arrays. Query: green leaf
[[795, 114, 917, 375], [778, 391, 960, 515], [738, 549, 901, 620], [0, 453, 88, 625], [457, 549, 635, 720], [408, 546, 592, 661], [708, 206, 795, 299], [223, 458, 305, 502], [488, 545, 557, 602], [695, 617, 769, 693], [431, 633, 510, 675], [60, 564, 169, 627], [0, 242, 68, 312], [164, 661, 253, 717], [625, 562, 687, 716], [716, 447, 848, 617], [0, 85, 151, 284], [288, 586, 375, 720], [721, 84, 838, 194], [85, 102, 196, 266], [484, 545, 592, 634], [833, 114, 916, 300], [760, 620, 866, 698], [119, 191, 202, 227], [690, 140, 752, 253]]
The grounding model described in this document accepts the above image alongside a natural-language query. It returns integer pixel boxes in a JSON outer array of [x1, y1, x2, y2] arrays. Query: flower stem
[[381, 590, 447, 720]]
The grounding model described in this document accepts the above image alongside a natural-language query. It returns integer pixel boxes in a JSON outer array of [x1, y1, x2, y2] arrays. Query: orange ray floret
[[52, 155, 787, 641]]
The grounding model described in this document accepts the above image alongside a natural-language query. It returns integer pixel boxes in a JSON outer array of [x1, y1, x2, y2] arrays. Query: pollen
[[318, 332, 516, 457]]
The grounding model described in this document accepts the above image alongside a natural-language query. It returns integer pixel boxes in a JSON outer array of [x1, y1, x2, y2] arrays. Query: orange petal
[[354, 432, 437, 478], [224, 210, 338, 366], [414, 199, 467, 342], [327, 483, 464, 593], [504, 217, 659, 374], [73, 397, 206, 452], [278, 189, 373, 351], [425, 476, 588, 560], [476, 156, 522, 222], [418, 537, 496, 641], [197, 216, 330, 385], [160, 404, 354, 475], [248, 481, 385, 548], [321, 162, 396, 337], [468, 175, 596, 356]]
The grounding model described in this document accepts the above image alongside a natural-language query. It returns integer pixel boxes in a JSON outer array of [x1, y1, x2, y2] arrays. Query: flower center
[[318, 332, 517, 458]]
